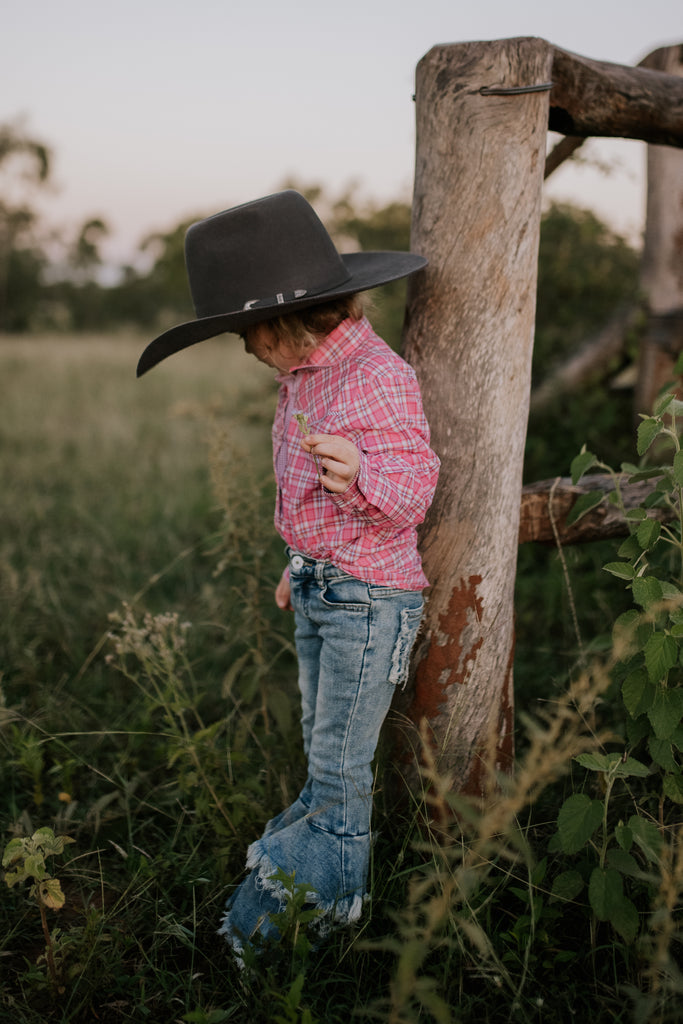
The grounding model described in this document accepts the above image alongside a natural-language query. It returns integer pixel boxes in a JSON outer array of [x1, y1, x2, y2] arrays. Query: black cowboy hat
[[136, 189, 426, 377]]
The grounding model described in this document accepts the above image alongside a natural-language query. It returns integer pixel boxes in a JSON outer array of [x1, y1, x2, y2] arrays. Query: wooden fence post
[[635, 45, 683, 416], [396, 38, 553, 796]]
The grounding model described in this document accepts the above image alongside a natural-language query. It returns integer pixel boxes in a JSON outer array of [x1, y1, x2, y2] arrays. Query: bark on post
[[397, 38, 553, 796], [634, 46, 683, 416]]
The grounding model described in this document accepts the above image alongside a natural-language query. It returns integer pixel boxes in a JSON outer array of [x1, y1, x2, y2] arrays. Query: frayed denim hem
[[218, 838, 368, 961], [246, 843, 367, 929]]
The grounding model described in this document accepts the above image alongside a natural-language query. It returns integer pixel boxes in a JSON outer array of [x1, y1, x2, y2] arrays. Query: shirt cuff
[[327, 455, 370, 514]]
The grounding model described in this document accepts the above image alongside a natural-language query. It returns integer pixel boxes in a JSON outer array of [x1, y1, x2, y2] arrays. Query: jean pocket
[[320, 575, 370, 610], [388, 604, 424, 687]]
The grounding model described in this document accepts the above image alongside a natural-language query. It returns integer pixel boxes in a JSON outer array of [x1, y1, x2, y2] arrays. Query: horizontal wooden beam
[[549, 45, 683, 147], [519, 473, 673, 544]]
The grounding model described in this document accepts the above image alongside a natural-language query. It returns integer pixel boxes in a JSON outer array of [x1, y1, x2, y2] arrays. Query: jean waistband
[[286, 547, 342, 579]]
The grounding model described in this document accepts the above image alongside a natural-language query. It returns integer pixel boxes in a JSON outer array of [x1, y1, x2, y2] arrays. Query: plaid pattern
[[272, 317, 440, 590]]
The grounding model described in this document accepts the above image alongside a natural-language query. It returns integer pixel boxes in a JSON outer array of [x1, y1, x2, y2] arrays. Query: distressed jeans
[[219, 551, 423, 955]]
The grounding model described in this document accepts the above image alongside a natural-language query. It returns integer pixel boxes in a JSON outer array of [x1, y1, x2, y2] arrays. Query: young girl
[[136, 190, 440, 956]]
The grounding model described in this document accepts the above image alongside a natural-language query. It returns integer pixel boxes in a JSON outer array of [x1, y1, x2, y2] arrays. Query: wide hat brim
[[136, 250, 426, 377]]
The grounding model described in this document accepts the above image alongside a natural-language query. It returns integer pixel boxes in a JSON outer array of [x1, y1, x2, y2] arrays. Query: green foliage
[[525, 202, 640, 484], [4, 333, 683, 1022], [568, 394, 683, 802], [3, 827, 75, 897], [534, 394, 683, 979], [3, 827, 76, 991], [533, 202, 640, 382], [0, 120, 54, 331]]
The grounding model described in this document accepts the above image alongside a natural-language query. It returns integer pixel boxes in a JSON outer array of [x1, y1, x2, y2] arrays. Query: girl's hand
[[302, 433, 360, 494], [275, 573, 292, 610]]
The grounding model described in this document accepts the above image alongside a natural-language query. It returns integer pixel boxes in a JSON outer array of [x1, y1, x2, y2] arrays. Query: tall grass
[[1, 333, 681, 1023]]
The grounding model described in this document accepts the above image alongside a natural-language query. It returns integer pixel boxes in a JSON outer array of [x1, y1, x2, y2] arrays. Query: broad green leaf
[[613, 609, 640, 639], [628, 815, 662, 864], [653, 393, 675, 417], [589, 867, 623, 921], [671, 724, 683, 751], [644, 632, 678, 683], [574, 752, 617, 773], [603, 562, 637, 581], [637, 417, 664, 456], [615, 824, 633, 852], [3, 867, 26, 889], [648, 686, 683, 740], [573, 752, 647, 777], [531, 857, 547, 886], [557, 794, 603, 855], [632, 576, 664, 610], [547, 832, 562, 853], [607, 847, 640, 877], [550, 870, 584, 902], [649, 473, 675, 494], [622, 669, 656, 718], [628, 467, 667, 483], [22, 853, 48, 882], [670, 623, 683, 638], [571, 449, 598, 484], [627, 714, 651, 746], [625, 508, 648, 522], [610, 896, 640, 944], [662, 773, 683, 804], [38, 877, 65, 911], [2, 838, 25, 868], [32, 827, 56, 844], [648, 736, 677, 771], [617, 535, 643, 559], [566, 490, 604, 526], [636, 518, 661, 550], [614, 756, 650, 778], [673, 451, 683, 487]]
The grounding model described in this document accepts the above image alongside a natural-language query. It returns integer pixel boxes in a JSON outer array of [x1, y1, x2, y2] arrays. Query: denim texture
[[219, 552, 423, 956]]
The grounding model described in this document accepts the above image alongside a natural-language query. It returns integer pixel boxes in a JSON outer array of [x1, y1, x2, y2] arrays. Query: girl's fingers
[[321, 456, 351, 478], [301, 433, 360, 492]]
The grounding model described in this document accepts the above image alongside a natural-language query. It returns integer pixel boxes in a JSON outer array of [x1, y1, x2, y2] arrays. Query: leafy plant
[[550, 753, 656, 942], [546, 390, 683, 952], [3, 827, 75, 991], [568, 390, 683, 805]]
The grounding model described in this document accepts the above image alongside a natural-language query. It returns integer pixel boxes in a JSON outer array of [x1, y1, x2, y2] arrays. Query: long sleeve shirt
[[272, 316, 440, 590]]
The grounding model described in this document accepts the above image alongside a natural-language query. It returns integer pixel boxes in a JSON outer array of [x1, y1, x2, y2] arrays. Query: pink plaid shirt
[[272, 316, 439, 590]]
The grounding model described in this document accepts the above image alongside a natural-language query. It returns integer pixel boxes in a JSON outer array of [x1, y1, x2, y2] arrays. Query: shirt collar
[[275, 316, 372, 381]]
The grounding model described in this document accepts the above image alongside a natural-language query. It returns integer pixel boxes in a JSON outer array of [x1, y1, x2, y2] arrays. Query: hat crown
[[185, 190, 350, 319]]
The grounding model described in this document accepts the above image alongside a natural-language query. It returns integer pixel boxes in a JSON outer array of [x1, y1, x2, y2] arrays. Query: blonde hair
[[266, 294, 366, 358]]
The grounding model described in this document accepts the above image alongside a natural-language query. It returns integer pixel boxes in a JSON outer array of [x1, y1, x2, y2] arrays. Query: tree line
[[0, 118, 640, 385]]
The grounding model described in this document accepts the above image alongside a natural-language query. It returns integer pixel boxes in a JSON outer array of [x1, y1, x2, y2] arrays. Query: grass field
[[1, 333, 681, 1023]]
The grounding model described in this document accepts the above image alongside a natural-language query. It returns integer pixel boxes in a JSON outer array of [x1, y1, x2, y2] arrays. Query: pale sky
[[3, 0, 681, 268]]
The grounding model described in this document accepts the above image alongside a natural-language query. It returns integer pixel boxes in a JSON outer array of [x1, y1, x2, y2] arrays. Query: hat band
[[242, 289, 308, 311]]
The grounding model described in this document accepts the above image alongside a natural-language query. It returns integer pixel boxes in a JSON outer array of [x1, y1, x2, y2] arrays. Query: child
[[136, 190, 440, 956]]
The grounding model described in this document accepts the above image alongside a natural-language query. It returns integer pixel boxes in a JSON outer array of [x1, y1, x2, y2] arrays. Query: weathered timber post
[[397, 38, 553, 795], [635, 45, 683, 416]]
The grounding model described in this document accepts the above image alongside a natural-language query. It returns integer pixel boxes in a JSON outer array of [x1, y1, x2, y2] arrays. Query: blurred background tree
[[0, 120, 52, 331], [526, 202, 641, 481]]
